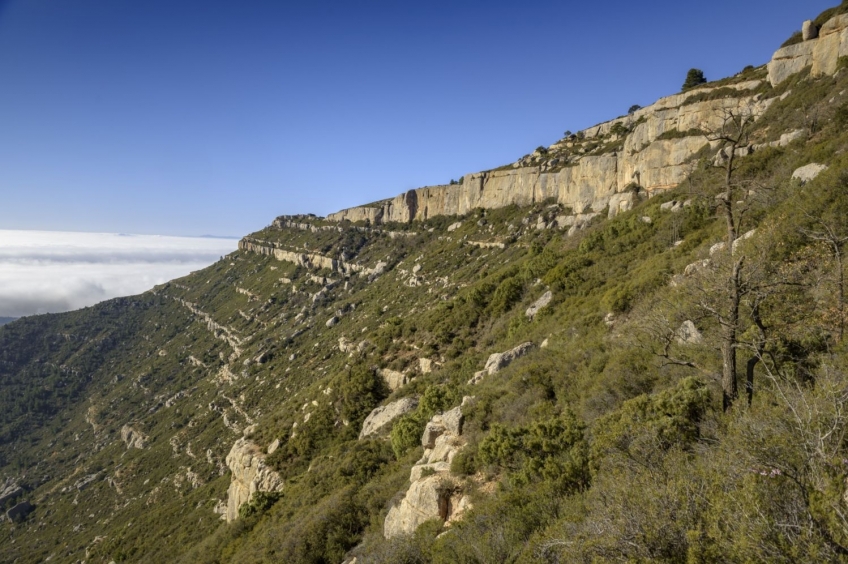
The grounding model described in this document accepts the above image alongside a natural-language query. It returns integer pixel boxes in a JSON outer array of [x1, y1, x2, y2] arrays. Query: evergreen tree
[[682, 68, 707, 91]]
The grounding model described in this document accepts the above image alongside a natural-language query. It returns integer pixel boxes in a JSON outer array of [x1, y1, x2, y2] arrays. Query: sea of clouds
[[0, 230, 239, 318]]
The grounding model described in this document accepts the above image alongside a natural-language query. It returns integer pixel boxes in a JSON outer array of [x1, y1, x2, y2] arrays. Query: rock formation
[[377, 368, 411, 391], [224, 438, 284, 522], [359, 397, 419, 439], [384, 405, 471, 538], [327, 81, 772, 227], [525, 291, 552, 320], [120, 424, 148, 449], [768, 14, 848, 86], [468, 342, 535, 385], [792, 163, 829, 184]]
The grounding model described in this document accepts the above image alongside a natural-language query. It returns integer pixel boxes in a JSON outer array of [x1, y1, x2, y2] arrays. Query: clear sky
[[0, 0, 837, 237]]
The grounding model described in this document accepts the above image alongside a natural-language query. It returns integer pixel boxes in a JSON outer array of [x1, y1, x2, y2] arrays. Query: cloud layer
[[0, 230, 238, 318]]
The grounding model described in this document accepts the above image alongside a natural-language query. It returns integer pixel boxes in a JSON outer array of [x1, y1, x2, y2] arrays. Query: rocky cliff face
[[324, 12, 848, 229], [768, 14, 848, 86], [328, 80, 773, 226]]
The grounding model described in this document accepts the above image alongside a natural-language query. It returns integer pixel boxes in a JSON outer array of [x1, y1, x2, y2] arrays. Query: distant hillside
[[4, 4, 848, 564], [0, 317, 17, 326]]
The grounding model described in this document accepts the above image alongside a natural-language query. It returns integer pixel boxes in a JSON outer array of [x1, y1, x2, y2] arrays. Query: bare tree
[[704, 107, 756, 411]]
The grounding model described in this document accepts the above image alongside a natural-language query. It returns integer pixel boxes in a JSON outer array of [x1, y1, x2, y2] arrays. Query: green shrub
[[479, 412, 589, 492]]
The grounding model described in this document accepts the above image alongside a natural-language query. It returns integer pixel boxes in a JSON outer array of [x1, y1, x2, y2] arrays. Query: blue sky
[[0, 0, 836, 237]]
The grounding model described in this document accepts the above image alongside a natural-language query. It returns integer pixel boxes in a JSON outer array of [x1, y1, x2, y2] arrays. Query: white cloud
[[0, 230, 239, 317]]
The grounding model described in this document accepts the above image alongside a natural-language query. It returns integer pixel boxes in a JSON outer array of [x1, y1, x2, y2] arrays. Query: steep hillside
[[5, 4, 848, 563]]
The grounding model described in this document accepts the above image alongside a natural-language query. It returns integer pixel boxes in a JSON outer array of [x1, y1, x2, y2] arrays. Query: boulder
[[468, 342, 535, 385], [326, 316, 340, 328], [525, 290, 552, 320], [419, 358, 433, 374], [792, 163, 828, 184], [378, 368, 410, 391], [224, 438, 284, 522], [676, 321, 703, 345], [803, 20, 819, 41], [267, 439, 280, 455], [359, 397, 419, 439]]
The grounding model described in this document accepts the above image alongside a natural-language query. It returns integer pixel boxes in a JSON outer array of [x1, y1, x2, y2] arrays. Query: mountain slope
[[5, 5, 848, 563]]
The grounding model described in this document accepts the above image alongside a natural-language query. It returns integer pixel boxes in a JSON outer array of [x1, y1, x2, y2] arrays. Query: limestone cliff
[[328, 81, 772, 226], [768, 14, 848, 86]]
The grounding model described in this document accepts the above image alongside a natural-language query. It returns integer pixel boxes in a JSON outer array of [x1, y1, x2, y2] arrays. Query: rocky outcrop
[[792, 163, 828, 184], [768, 14, 848, 86], [378, 368, 411, 391], [224, 438, 284, 522], [0, 482, 23, 507], [327, 82, 771, 226], [239, 237, 387, 279], [468, 342, 535, 385], [359, 397, 419, 439], [525, 291, 552, 320], [120, 424, 148, 449], [384, 405, 471, 538], [676, 321, 703, 345]]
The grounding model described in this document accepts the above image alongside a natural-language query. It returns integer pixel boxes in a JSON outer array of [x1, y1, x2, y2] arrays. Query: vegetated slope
[[6, 10, 848, 564]]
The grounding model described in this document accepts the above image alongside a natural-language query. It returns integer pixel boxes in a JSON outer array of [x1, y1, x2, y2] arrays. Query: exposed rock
[[385, 402, 472, 538], [660, 200, 684, 213], [419, 358, 433, 374], [384, 474, 464, 538], [684, 259, 711, 277], [792, 163, 828, 184], [326, 316, 340, 328], [267, 439, 280, 455], [0, 483, 23, 507], [769, 14, 848, 86], [468, 342, 535, 385], [447, 221, 463, 232], [438, 406, 464, 436], [525, 290, 552, 320], [733, 229, 757, 253], [213, 500, 228, 521], [422, 420, 446, 449], [803, 20, 819, 41], [225, 438, 284, 522], [120, 424, 148, 450], [710, 242, 727, 256], [326, 87, 768, 229], [359, 397, 419, 439], [409, 462, 451, 482], [676, 321, 704, 345], [378, 368, 410, 391]]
